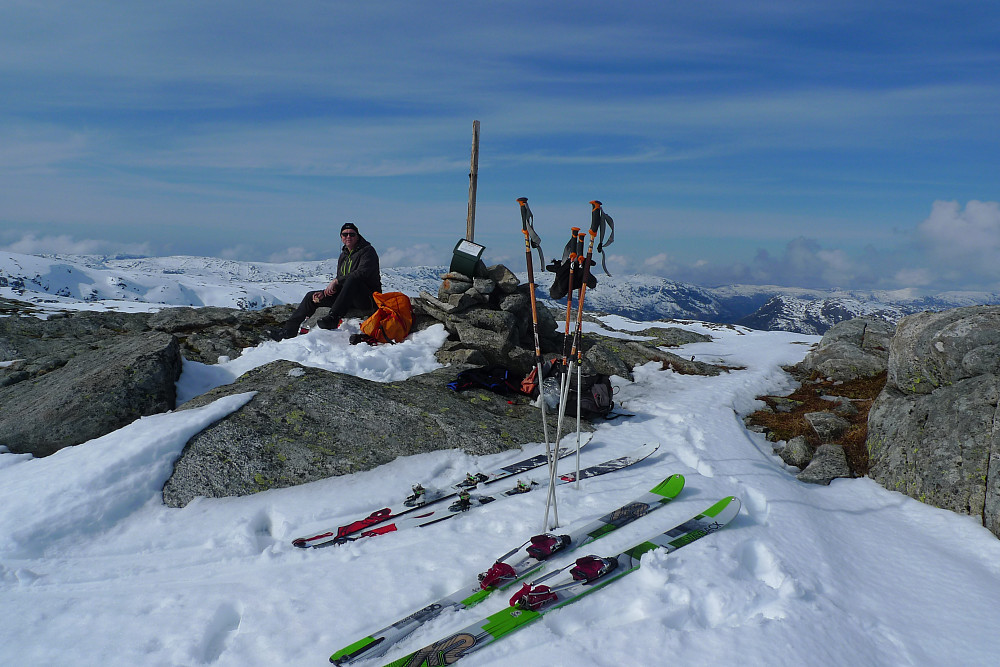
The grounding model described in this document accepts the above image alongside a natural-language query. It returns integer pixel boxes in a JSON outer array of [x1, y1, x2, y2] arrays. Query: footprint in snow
[[672, 439, 714, 478], [735, 539, 812, 621], [195, 602, 243, 664], [730, 481, 769, 524]]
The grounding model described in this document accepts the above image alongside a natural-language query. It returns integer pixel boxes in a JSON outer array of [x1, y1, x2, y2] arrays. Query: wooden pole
[[466, 120, 480, 241]]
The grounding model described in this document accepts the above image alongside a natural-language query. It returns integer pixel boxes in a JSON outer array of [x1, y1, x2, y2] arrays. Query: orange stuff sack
[[360, 292, 414, 343]]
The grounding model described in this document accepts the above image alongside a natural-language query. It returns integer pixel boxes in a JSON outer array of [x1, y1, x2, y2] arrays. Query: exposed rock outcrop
[[797, 444, 851, 485], [775, 436, 814, 469], [749, 317, 890, 482], [146, 305, 293, 363], [0, 331, 182, 456], [795, 316, 894, 381], [867, 306, 1000, 538], [163, 361, 556, 507], [0, 303, 293, 456]]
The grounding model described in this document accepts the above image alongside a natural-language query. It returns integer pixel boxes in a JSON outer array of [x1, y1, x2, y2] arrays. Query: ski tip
[[705, 496, 742, 524], [292, 538, 308, 548], [650, 474, 685, 498], [630, 442, 659, 459]]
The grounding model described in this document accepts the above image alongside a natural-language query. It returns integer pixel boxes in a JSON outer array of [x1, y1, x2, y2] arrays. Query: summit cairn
[[415, 264, 560, 374]]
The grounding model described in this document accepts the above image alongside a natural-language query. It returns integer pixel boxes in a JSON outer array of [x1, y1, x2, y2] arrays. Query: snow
[[0, 251, 444, 316], [175, 321, 449, 404], [3, 311, 1000, 667]]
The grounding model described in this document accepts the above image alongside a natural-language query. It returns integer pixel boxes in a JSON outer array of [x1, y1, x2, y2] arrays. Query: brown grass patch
[[746, 371, 887, 476]]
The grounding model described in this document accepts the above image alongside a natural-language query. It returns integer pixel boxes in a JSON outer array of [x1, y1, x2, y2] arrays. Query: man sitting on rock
[[276, 222, 382, 339]]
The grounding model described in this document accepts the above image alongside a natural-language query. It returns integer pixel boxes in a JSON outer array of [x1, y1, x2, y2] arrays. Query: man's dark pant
[[281, 274, 376, 338]]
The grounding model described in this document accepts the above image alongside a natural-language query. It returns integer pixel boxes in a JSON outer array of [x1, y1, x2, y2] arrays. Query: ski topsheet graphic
[[323, 443, 659, 548], [330, 473, 684, 665], [379, 495, 742, 667], [292, 434, 593, 548]]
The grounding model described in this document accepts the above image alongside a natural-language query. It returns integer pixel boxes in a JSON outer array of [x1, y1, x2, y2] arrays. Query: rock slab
[[0, 331, 182, 456], [867, 306, 1000, 538], [796, 316, 894, 381], [163, 361, 559, 507]]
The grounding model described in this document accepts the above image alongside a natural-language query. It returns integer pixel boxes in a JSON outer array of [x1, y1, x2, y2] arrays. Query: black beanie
[[341, 222, 359, 233]]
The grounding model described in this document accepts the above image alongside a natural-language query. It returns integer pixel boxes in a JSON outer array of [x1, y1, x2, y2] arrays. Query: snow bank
[[0, 393, 254, 558], [175, 322, 449, 403]]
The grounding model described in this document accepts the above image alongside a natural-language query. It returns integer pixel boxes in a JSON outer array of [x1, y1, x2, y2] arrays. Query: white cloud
[[918, 200, 1000, 279], [219, 245, 256, 260], [642, 253, 675, 272], [600, 253, 632, 275], [893, 268, 934, 287], [267, 247, 316, 263], [2, 233, 150, 256], [637, 237, 883, 290], [379, 244, 442, 268]]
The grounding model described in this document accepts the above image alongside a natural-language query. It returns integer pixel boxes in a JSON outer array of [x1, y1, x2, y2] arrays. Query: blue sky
[[1, 1, 998, 290]]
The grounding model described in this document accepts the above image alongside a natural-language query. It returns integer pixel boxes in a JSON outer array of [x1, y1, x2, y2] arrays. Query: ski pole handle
[[589, 200, 603, 234], [518, 197, 530, 229]]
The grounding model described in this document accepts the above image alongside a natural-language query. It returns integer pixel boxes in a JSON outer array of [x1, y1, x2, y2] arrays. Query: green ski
[[330, 473, 684, 664], [381, 495, 741, 667]]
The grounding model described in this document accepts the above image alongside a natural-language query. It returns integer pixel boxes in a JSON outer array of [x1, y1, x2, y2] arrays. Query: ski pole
[[568, 202, 604, 486], [517, 197, 557, 530], [568, 203, 601, 362], [572, 230, 586, 487], [553, 228, 581, 453]]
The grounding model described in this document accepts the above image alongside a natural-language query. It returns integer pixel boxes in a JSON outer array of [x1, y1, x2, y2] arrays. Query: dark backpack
[[447, 365, 523, 395], [563, 374, 615, 419]]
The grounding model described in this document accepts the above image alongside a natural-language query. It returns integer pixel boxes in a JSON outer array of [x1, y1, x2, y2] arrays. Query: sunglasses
[[341, 232, 357, 238]]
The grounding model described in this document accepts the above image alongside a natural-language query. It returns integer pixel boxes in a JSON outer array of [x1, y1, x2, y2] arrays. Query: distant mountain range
[[2, 251, 998, 334], [572, 277, 1000, 335]]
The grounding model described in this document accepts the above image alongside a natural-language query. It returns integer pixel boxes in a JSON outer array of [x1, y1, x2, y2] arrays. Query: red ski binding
[[478, 562, 517, 590], [509, 583, 558, 611]]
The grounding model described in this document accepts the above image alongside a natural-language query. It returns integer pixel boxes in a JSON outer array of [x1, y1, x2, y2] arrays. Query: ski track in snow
[[3, 315, 1000, 666]]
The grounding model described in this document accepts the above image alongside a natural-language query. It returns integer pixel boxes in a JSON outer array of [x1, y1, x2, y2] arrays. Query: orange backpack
[[360, 292, 414, 343]]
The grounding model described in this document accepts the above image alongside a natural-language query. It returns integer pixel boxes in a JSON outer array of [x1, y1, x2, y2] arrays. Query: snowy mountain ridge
[[3, 250, 999, 333]]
